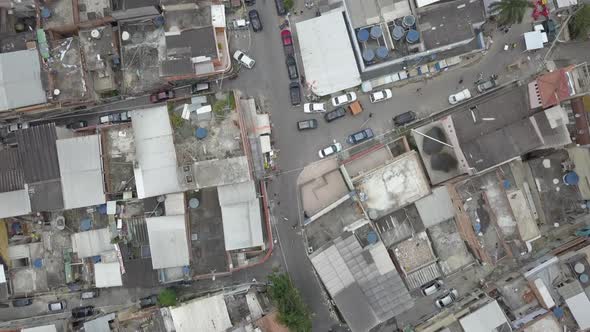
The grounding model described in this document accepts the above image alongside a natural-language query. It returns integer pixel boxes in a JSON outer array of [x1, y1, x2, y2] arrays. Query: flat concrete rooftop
[[300, 159, 349, 216], [354, 151, 430, 219]]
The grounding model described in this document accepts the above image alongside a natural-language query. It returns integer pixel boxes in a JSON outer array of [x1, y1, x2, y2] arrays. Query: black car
[[66, 120, 88, 130], [72, 306, 94, 319], [248, 10, 262, 32], [12, 298, 33, 307], [275, 0, 286, 15], [286, 56, 298, 80], [393, 111, 416, 126], [140, 295, 159, 308], [346, 128, 374, 145], [297, 119, 318, 131], [245, 0, 255, 5], [290, 82, 301, 106], [324, 107, 346, 122]]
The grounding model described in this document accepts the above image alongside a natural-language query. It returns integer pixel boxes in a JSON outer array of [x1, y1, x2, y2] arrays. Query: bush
[[169, 109, 184, 128], [284, 0, 294, 11], [267, 273, 311, 332], [158, 288, 177, 306]]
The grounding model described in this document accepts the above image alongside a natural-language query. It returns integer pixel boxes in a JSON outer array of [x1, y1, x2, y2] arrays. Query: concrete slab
[[343, 146, 393, 180], [355, 151, 430, 219], [415, 186, 455, 228], [427, 218, 473, 276], [300, 159, 349, 216]]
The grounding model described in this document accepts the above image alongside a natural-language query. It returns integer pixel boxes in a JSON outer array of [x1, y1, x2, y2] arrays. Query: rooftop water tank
[[195, 127, 208, 139], [362, 48, 375, 62], [402, 15, 416, 28], [564, 171, 580, 185], [357, 29, 369, 42], [370, 25, 383, 39], [189, 198, 200, 209], [392, 25, 405, 41], [406, 29, 420, 43], [376, 46, 388, 59], [91, 29, 101, 39], [41, 7, 51, 18], [367, 231, 378, 244]]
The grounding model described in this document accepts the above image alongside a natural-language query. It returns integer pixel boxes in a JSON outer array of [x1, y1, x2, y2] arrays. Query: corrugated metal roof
[[0, 49, 47, 111], [71, 228, 113, 258], [131, 106, 181, 199], [16, 123, 61, 183], [218, 181, 264, 251], [0, 190, 31, 219], [459, 300, 510, 332], [565, 293, 590, 330], [83, 314, 116, 332], [57, 135, 106, 209], [0, 148, 24, 192], [145, 215, 189, 269], [170, 294, 232, 332]]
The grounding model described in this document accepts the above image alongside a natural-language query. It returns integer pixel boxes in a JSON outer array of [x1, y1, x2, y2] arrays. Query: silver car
[[435, 289, 458, 308]]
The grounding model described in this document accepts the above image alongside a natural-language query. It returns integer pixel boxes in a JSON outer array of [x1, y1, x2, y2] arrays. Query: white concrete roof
[[57, 135, 105, 209], [459, 300, 510, 332], [146, 215, 190, 269], [84, 313, 116, 332], [415, 186, 455, 227], [94, 262, 122, 288], [218, 180, 264, 251], [71, 228, 112, 258], [565, 293, 590, 330], [0, 50, 47, 111], [524, 31, 544, 51], [296, 11, 361, 96], [22, 325, 58, 332], [131, 106, 181, 199], [171, 294, 232, 332], [0, 189, 31, 219]]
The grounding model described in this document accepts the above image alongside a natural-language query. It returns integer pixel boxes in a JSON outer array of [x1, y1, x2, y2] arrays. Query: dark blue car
[[346, 128, 374, 145]]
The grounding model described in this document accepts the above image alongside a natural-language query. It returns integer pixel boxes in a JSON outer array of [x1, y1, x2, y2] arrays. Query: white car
[[369, 89, 393, 103], [233, 50, 256, 69], [435, 289, 458, 308], [331, 92, 357, 107], [318, 142, 342, 158], [448, 89, 472, 105], [421, 279, 443, 296], [303, 103, 326, 113]]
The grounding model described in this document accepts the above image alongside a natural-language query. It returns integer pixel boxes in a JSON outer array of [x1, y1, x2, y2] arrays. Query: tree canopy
[[571, 5, 590, 39], [489, 0, 534, 25], [267, 273, 312, 332], [158, 288, 178, 306]]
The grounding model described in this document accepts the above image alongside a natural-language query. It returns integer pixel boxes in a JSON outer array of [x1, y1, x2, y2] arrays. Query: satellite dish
[[121, 31, 130, 41]]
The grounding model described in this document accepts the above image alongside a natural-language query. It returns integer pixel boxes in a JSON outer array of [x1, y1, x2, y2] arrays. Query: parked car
[[393, 111, 416, 126], [66, 120, 88, 130], [285, 55, 299, 80], [476, 78, 497, 93], [245, 0, 255, 5], [140, 295, 159, 308], [275, 0, 286, 16], [331, 92, 357, 107], [191, 82, 210, 94], [100, 111, 131, 124], [346, 128, 374, 145], [149, 90, 174, 103], [290, 82, 301, 106], [281, 30, 294, 55], [233, 50, 256, 69], [72, 306, 95, 319], [80, 289, 100, 300], [421, 279, 443, 296], [324, 107, 346, 122], [435, 289, 458, 308], [297, 119, 318, 131], [369, 89, 393, 103], [303, 103, 326, 113], [48, 300, 67, 312], [248, 10, 263, 32], [448, 89, 472, 105], [7, 122, 29, 133], [12, 298, 33, 307], [318, 142, 342, 159]]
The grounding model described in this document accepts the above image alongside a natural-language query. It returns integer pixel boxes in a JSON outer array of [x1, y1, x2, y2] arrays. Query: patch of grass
[[267, 272, 311, 332], [169, 109, 184, 129], [158, 288, 177, 306]]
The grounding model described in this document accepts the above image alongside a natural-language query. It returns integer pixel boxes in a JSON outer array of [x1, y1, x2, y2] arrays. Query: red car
[[150, 90, 175, 103], [281, 29, 294, 55]]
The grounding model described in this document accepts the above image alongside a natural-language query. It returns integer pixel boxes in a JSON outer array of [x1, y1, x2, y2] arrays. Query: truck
[[281, 29, 294, 55]]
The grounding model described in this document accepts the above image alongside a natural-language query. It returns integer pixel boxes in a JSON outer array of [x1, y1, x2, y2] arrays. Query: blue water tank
[[406, 29, 420, 43], [376, 46, 388, 59], [195, 127, 208, 139], [41, 7, 51, 18], [357, 29, 369, 42], [367, 231, 378, 244], [153, 15, 165, 27], [362, 48, 375, 62], [34, 258, 43, 269], [564, 171, 580, 185], [370, 25, 383, 39], [80, 218, 92, 231], [553, 306, 564, 319], [392, 25, 405, 41]]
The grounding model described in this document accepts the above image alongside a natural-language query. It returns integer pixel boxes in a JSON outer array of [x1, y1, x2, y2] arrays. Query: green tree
[[284, 0, 294, 11], [158, 288, 177, 306], [489, 0, 533, 25], [570, 5, 590, 39], [267, 273, 312, 332]]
